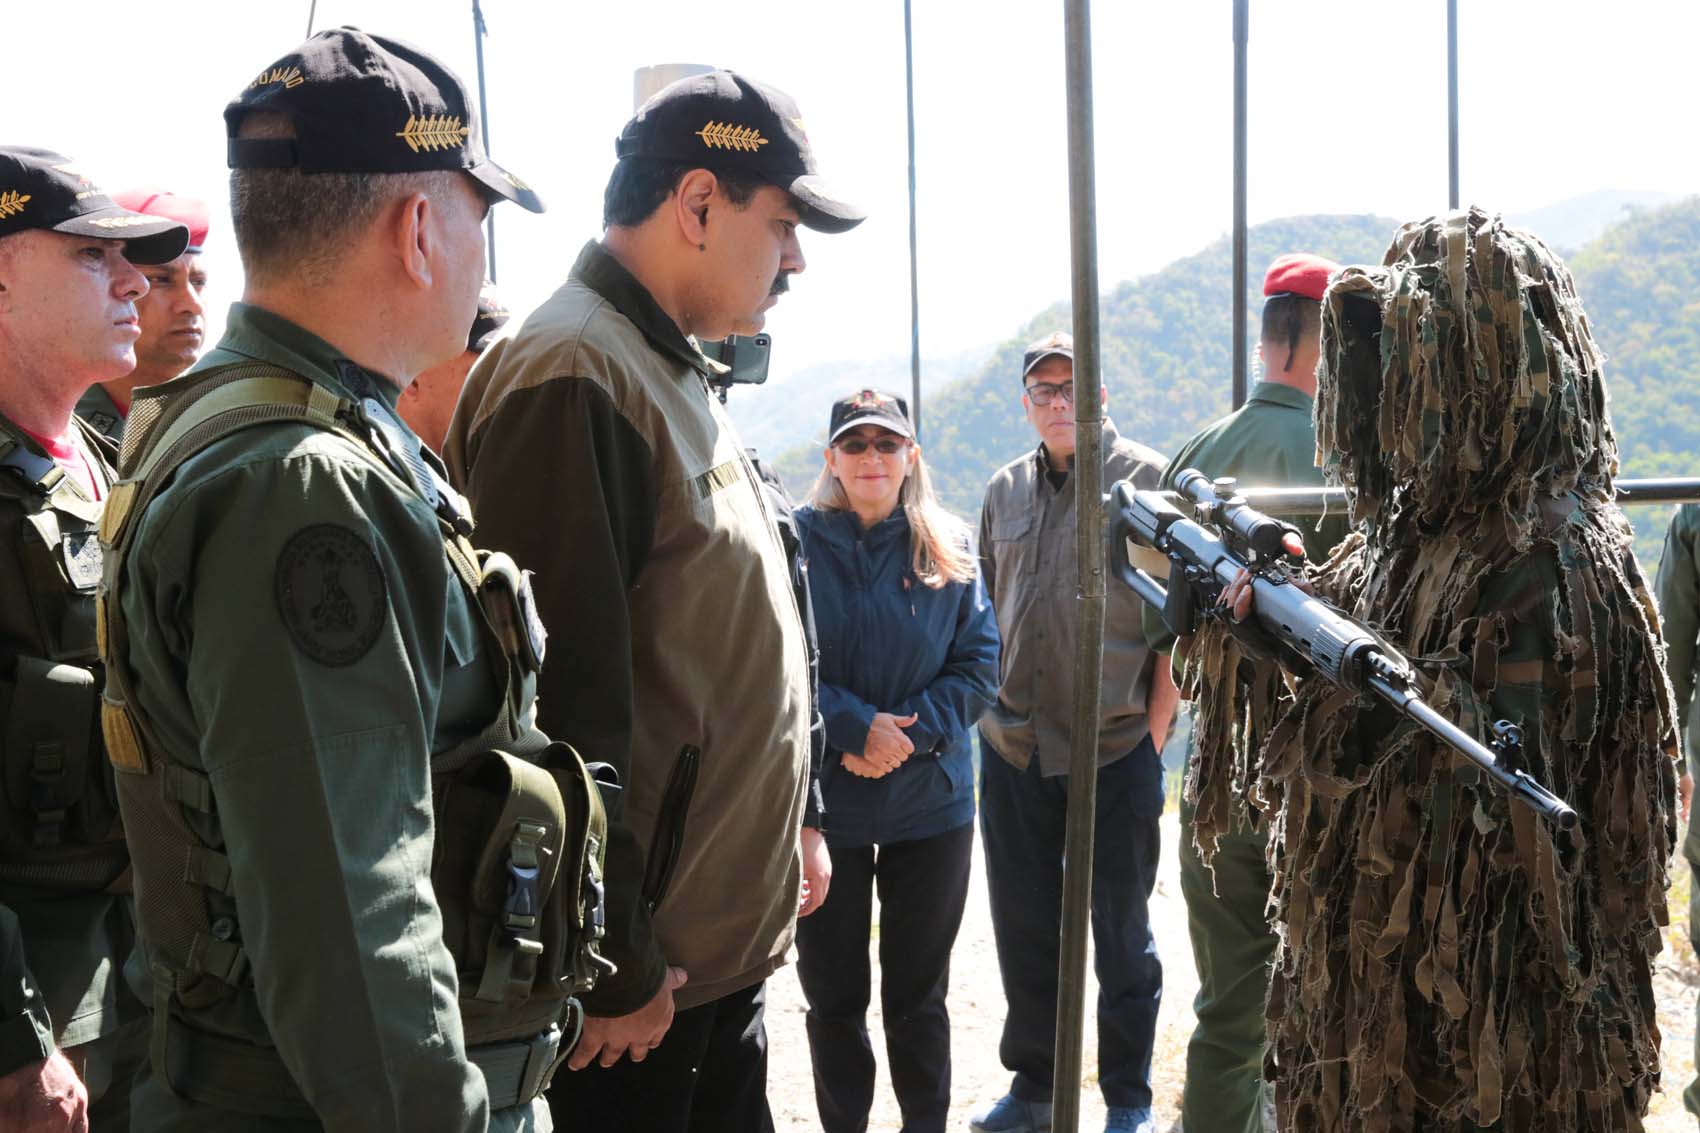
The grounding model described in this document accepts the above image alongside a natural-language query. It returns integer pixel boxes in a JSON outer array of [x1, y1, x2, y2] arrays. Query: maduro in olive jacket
[[444, 241, 812, 1015]]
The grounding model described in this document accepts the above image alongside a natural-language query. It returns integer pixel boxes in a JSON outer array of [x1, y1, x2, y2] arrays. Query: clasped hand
[[841, 712, 918, 779]]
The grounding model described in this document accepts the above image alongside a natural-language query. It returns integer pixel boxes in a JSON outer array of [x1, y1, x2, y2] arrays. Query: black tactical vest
[[0, 415, 128, 891]]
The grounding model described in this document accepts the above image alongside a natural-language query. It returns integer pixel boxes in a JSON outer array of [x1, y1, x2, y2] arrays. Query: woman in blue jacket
[[795, 388, 1000, 1133]]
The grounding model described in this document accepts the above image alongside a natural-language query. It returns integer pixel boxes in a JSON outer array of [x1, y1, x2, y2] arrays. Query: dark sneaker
[[969, 1094, 1053, 1133]]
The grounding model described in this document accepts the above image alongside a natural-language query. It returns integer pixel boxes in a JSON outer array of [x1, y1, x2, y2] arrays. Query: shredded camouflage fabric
[[1205, 208, 1678, 1131]]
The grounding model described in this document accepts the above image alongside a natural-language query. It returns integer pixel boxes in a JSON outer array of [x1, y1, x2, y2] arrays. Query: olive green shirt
[[117, 304, 541, 1131], [977, 420, 1168, 774], [1656, 502, 1700, 769], [1144, 381, 1350, 652]]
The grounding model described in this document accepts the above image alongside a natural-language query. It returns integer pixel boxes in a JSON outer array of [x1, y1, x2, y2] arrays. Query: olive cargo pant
[[1177, 795, 1273, 1133], [1685, 813, 1700, 1123]]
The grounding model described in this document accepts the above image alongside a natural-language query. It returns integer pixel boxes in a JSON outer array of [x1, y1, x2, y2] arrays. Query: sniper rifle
[[1108, 469, 1579, 829]]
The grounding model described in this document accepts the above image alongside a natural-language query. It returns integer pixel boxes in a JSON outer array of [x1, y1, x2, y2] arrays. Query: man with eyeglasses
[[972, 331, 1178, 1133]]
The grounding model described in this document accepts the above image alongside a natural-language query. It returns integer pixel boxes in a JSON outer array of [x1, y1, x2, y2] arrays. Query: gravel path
[[766, 814, 1700, 1132]]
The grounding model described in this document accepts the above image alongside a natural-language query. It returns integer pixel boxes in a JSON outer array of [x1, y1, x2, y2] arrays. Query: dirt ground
[[766, 813, 1700, 1133]]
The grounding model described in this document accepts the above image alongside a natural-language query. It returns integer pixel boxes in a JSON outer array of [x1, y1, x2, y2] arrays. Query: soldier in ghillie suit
[[1216, 208, 1679, 1131]]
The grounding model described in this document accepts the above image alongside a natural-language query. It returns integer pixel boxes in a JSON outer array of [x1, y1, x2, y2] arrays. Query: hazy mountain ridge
[[758, 191, 1700, 576]]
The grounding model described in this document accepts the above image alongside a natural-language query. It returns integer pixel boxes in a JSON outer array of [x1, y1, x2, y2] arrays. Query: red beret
[[111, 189, 210, 254], [1262, 252, 1339, 302]]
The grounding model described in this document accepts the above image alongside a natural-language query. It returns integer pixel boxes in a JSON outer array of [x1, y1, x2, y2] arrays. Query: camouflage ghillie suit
[[1224, 209, 1677, 1131]]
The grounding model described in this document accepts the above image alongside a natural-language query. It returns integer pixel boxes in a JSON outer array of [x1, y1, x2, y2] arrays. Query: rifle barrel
[[1367, 672, 1580, 829], [1227, 478, 1700, 515]]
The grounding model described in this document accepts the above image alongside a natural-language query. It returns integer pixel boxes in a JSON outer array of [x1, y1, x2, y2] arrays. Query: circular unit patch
[[273, 523, 389, 667]]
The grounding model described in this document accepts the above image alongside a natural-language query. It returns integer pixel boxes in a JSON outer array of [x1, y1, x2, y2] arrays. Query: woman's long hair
[[808, 445, 975, 588]]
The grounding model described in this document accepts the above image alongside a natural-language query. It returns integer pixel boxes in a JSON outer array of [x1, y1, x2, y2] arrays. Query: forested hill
[[1569, 195, 1700, 566], [773, 213, 1400, 512], [771, 198, 1700, 572]]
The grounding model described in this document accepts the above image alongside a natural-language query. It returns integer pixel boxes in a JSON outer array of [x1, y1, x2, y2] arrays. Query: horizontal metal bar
[[1221, 479, 1700, 516]]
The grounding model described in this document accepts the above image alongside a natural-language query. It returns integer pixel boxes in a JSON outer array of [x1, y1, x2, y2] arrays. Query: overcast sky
[[8, 0, 1699, 385]]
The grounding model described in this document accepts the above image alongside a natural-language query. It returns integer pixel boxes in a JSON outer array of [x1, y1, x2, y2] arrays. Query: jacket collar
[[807, 504, 910, 550], [196, 302, 403, 413], [571, 241, 712, 378], [1246, 380, 1314, 411]]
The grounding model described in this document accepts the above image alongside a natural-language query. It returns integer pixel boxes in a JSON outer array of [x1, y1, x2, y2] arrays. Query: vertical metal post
[[472, 0, 497, 282], [1447, 0, 1460, 209], [1231, 0, 1249, 409], [1056, 0, 1106, 1128], [904, 0, 923, 439]]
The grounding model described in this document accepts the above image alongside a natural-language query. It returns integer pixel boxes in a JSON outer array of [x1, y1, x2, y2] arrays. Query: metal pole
[[305, 0, 318, 37], [472, 0, 497, 282], [1448, 0, 1460, 209], [1231, 0, 1249, 409], [1057, 0, 1105, 1127], [904, 0, 923, 439]]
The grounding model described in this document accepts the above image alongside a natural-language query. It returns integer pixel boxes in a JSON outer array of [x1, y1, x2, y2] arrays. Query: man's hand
[[568, 966, 688, 1070], [862, 712, 917, 774], [799, 826, 831, 917], [1681, 771, 1693, 824], [0, 1050, 88, 1132]]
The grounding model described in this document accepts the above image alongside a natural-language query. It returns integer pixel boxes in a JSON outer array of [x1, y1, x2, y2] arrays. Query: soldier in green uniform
[[95, 30, 594, 1132], [0, 147, 189, 1131], [1144, 253, 1349, 1133], [1652, 505, 1700, 1125], [73, 191, 211, 447]]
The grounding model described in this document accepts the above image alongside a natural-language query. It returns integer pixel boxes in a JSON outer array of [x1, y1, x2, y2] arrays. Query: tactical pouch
[[0, 655, 124, 885], [433, 742, 612, 1048]]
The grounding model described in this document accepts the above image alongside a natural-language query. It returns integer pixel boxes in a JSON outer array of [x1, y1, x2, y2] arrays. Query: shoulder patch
[[274, 524, 389, 666]]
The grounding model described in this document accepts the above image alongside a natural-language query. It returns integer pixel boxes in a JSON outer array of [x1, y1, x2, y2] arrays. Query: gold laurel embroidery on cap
[[0, 192, 30, 220], [249, 66, 305, 91], [696, 121, 768, 152], [396, 115, 471, 154]]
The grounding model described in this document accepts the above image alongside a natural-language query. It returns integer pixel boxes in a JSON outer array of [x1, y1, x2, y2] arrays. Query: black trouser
[[795, 822, 975, 1133], [979, 735, 1164, 1110], [547, 981, 773, 1133]]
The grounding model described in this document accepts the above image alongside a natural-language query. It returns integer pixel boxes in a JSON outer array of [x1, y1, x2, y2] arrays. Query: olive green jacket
[[115, 304, 538, 1131], [1656, 502, 1700, 768], [0, 412, 132, 1085]]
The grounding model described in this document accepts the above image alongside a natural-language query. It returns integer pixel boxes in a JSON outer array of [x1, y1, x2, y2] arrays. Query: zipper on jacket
[[641, 744, 701, 912]]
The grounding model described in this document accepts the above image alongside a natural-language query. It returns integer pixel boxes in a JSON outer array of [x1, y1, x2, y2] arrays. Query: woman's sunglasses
[[835, 437, 910, 456]]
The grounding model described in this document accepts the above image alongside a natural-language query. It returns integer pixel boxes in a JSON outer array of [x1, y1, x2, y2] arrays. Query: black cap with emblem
[[225, 27, 544, 214], [615, 70, 863, 234], [0, 147, 190, 264]]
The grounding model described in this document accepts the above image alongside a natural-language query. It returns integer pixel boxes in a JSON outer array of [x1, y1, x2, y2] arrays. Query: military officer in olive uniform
[[0, 147, 190, 1131], [97, 31, 584, 1132], [1145, 254, 1350, 1133]]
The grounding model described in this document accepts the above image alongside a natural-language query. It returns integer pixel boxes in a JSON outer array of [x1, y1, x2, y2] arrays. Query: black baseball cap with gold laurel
[[0, 147, 190, 264], [225, 27, 544, 214], [615, 71, 863, 234]]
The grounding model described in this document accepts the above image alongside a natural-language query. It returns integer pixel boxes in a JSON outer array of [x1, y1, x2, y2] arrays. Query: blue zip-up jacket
[[796, 505, 1000, 848]]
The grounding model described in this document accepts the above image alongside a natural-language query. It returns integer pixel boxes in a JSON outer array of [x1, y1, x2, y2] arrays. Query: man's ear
[[393, 191, 433, 289], [673, 168, 719, 248]]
